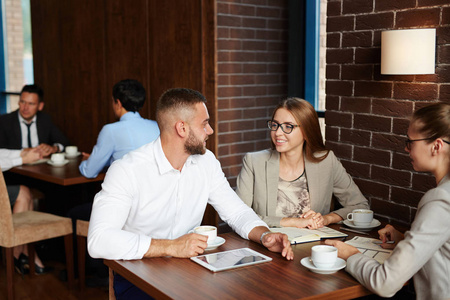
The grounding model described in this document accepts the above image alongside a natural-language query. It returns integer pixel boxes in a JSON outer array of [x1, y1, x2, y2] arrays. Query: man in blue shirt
[[79, 79, 160, 178], [73, 79, 159, 286]]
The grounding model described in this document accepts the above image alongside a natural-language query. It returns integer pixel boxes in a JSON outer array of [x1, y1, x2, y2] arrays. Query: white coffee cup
[[347, 209, 374, 226], [194, 225, 217, 244], [311, 245, 338, 269], [51, 153, 65, 163], [65, 146, 78, 156]]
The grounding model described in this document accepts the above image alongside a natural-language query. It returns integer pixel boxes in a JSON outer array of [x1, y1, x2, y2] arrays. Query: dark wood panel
[[31, 0, 108, 152], [104, 0, 152, 118], [31, 0, 216, 153], [30, 0, 218, 224]]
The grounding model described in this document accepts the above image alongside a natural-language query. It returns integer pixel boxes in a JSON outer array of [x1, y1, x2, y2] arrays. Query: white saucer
[[343, 219, 381, 231], [65, 152, 81, 158], [301, 257, 346, 274], [47, 159, 69, 167], [205, 237, 226, 251]]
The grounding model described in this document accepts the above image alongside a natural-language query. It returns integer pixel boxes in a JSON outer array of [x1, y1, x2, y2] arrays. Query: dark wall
[[326, 0, 450, 226], [30, 0, 216, 154]]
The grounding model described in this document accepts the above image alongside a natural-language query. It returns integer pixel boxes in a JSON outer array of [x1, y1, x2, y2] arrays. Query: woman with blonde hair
[[326, 102, 450, 298], [236, 97, 369, 228]]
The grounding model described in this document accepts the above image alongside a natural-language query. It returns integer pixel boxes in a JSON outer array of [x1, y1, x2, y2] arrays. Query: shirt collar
[[18, 111, 37, 124], [154, 137, 197, 175], [120, 111, 141, 121]]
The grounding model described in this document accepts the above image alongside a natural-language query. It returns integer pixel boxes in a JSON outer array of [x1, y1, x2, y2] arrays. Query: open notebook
[[270, 226, 347, 244], [345, 236, 393, 264]]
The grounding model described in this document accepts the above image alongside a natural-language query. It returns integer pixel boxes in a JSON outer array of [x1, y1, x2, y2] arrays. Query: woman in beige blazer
[[326, 102, 450, 299], [236, 98, 369, 228]]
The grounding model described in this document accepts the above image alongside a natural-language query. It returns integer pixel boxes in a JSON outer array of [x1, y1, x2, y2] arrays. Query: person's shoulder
[[244, 149, 273, 160], [308, 149, 334, 163], [142, 118, 159, 127], [198, 149, 217, 162], [0, 110, 18, 121], [424, 177, 450, 203], [115, 140, 157, 165], [35, 111, 53, 121]]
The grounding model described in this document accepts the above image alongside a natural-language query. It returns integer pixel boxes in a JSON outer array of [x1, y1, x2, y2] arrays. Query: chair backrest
[[0, 171, 15, 247]]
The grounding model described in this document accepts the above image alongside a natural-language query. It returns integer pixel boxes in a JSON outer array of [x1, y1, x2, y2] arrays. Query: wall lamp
[[381, 28, 436, 75]]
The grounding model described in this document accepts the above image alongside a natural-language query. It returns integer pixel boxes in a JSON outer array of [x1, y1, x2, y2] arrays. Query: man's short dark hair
[[112, 79, 146, 112], [20, 84, 44, 102], [156, 88, 207, 131], [156, 88, 207, 115]]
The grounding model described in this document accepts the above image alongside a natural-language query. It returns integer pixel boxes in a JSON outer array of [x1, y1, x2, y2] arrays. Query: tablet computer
[[190, 248, 272, 272]]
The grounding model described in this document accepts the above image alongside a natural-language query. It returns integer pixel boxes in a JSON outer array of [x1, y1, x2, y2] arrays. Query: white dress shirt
[[18, 112, 63, 151], [88, 137, 267, 260], [0, 149, 23, 171], [18, 114, 39, 148]]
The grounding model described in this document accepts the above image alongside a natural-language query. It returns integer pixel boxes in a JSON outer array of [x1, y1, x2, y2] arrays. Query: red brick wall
[[326, 0, 450, 225], [216, 0, 288, 187]]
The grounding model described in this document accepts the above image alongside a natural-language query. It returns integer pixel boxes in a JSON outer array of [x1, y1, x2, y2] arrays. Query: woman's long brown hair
[[270, 97, 329, 163]]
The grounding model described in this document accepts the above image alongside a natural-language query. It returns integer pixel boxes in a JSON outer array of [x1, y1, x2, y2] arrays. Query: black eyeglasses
[[405, 137, 450, 150], [267, 120, 300, 134]]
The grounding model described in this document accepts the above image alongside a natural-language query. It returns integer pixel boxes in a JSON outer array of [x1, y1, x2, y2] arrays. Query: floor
[[0, 260, 109, 300]]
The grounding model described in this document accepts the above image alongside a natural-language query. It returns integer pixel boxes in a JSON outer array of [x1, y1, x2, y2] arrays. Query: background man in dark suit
[[0, 84, 69, 157]]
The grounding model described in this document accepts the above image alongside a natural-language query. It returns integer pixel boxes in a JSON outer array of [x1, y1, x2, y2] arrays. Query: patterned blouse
[[275, 171, 311, 217]]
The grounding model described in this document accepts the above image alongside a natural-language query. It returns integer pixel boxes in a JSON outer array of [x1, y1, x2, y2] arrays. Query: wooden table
[[105, 226, 378, 300], [9, 156, 105, 186]]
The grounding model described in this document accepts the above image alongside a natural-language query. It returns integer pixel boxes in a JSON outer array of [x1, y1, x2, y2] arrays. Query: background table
[[9, 156, 104, 186], [105, 226, 377, 300]]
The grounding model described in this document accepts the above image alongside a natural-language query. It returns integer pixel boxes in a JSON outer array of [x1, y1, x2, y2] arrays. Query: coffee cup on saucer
[[347, 209, 373, 226], [65, 146, 78, 156], [311, 245, 338, 269], [194, 225, 217, 245], [51, 153, 65, 164]]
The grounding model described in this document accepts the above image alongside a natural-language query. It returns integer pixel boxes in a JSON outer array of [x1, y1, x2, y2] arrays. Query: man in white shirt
[[88, 88, 293, 299]]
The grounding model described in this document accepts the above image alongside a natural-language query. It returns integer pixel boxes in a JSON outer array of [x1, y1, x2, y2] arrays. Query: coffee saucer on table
[[301, 257, 346, 274], [65, 152, 81, 158], [47, 159, 69, 167], [343, 219, 381, 231], [205, 237, 226, 251]]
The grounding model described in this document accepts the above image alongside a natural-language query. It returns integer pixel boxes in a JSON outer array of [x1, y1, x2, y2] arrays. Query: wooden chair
[[0, 172, 74, 300], [109, 267, 116, 300], [76, 219, 89, 290], [77, 220, 116, 299]]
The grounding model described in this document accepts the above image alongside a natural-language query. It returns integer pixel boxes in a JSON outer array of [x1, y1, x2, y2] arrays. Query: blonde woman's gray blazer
[[236, 149, 369, 227], [346, 176, 450, 299]]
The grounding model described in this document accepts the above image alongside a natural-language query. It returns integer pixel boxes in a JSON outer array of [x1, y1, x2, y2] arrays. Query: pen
[[339, 227, 370, 235], [372, 240, 395, 244]]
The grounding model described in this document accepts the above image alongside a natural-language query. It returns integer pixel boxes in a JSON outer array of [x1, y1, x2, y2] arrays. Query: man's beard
[[184, 130, 206, 155]]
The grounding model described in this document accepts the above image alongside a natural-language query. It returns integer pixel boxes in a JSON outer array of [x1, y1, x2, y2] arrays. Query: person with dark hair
[[88, 88, 293, 300], [326, 102, 450, 299], [236, 97, 369, 228], [0, 84, 69, 156], [79, 79, 159, 178]]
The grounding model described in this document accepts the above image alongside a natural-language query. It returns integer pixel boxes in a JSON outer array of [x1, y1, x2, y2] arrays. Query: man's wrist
[[260, 231, 271, 245]]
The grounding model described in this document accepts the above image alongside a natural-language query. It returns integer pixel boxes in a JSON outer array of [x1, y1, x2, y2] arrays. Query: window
[[288, 0, 326, 117], [0, 0, 33, 114]]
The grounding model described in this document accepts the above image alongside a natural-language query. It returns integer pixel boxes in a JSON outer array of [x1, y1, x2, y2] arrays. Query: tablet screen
[[190, 248, 272, 272]]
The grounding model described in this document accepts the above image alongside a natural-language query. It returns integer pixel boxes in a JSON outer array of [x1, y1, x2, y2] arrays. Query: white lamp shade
[[381, 28, 436, 75]]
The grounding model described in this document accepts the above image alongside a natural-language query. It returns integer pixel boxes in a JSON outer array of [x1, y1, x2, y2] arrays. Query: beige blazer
[[347, 176, 450, 299], [236, 149, 369, 227]]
